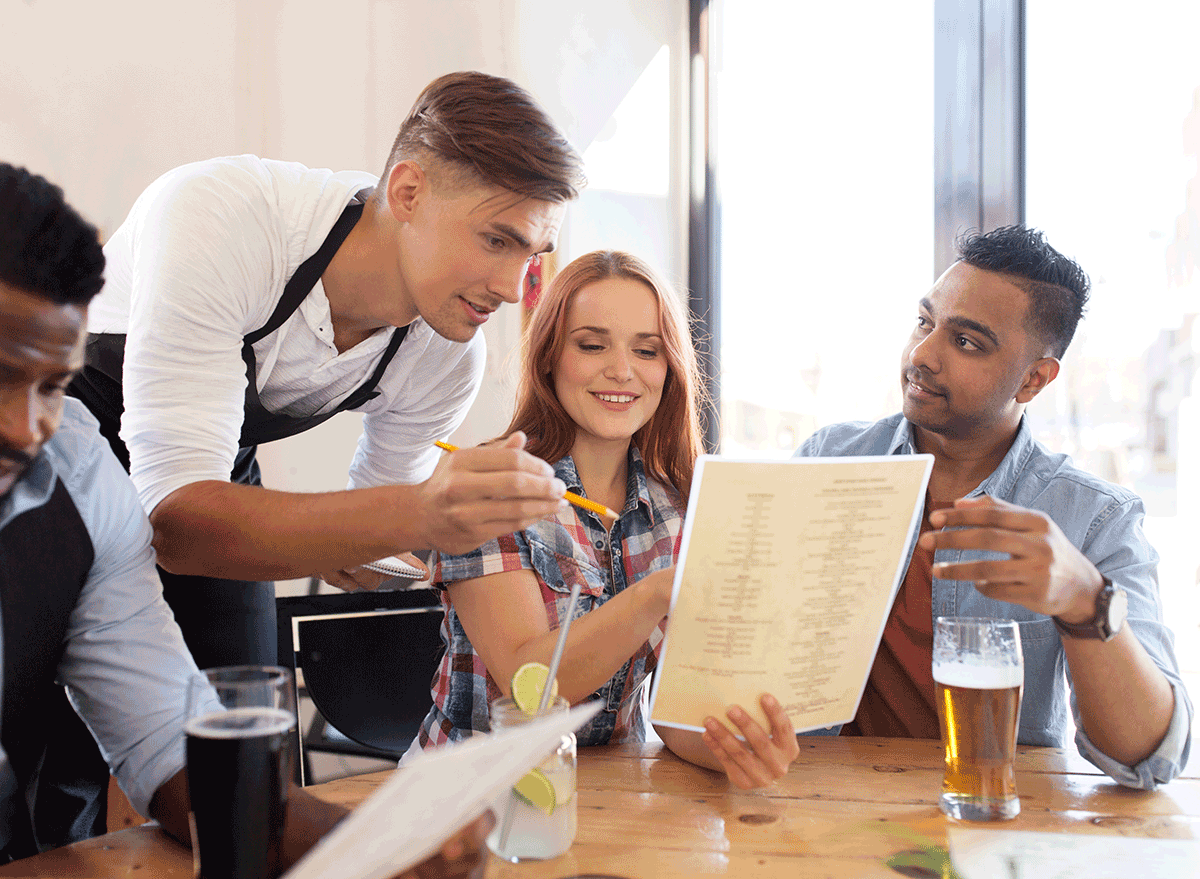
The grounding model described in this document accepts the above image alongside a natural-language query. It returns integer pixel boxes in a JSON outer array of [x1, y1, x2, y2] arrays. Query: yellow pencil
[[434, 441, 620, 520]]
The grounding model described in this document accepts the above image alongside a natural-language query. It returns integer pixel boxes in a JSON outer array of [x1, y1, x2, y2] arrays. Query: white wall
[[2, 0, 684, 493]]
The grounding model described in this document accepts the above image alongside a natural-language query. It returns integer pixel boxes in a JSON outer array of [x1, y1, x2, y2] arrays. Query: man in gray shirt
[[0, 163, 489, 873]]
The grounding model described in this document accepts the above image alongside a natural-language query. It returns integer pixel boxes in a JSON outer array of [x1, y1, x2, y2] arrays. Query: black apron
[[70, 192, 407, 664], [61, 192, 406, 843], [0, 477, 96, 860]]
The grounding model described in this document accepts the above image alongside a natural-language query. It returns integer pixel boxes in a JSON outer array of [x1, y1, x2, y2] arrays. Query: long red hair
[[505, 251, 705, 497]]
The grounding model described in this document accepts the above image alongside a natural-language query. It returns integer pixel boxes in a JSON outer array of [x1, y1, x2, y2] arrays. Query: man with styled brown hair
[[50, 70, 581, 847], [71, 70, 586, 671]]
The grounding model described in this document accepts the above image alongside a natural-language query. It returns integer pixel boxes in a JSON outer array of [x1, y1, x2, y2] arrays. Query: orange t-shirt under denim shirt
[[840, 499, 954, 740]]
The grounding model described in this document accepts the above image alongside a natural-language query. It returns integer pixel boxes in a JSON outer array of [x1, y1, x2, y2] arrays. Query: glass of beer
[[185, 666, 297, 879], [933, 617, 1023, 821]]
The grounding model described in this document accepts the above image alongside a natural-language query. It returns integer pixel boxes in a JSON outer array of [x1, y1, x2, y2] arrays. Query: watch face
[[1107, 586, 1129, 632]]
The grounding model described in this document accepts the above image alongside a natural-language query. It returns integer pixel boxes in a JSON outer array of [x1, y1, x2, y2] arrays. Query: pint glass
[[185, 666, 297, 879], [933, 617, 1023, 821]]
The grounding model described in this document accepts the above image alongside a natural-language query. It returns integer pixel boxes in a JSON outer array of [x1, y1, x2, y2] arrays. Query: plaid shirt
[[415, 448, 684, 750]]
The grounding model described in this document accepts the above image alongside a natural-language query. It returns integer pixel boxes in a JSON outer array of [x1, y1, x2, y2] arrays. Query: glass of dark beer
[[933, 617, 1023, 821], [185, 666, 296, 879]]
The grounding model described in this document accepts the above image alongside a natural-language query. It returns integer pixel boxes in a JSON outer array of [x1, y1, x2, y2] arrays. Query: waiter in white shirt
[[68, 71, 582, 669]]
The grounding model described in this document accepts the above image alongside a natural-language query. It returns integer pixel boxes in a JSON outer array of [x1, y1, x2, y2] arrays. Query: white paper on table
[[649, 454, 933, 735], [282, 701, 601, 879], [948, 827, 1200, 879]]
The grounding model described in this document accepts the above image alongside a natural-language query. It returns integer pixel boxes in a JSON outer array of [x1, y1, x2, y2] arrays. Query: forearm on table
[[147, 768, 191, 845], [146, 769, 350, 867], [1063, 626, 1176, 766], [149, 480, 426, 580], [279, 786, 350, 869]]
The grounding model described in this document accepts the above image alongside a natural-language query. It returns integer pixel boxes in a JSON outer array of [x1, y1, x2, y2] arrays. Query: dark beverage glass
[[185, 666, 296, 879]]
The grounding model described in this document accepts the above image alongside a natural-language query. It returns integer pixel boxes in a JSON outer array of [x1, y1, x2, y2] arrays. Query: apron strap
[[244, 200, 365, 345]]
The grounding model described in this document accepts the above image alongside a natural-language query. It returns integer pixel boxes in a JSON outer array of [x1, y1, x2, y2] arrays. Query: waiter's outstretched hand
[[319, 552, 430, 592], [417, 432, 568, 555]]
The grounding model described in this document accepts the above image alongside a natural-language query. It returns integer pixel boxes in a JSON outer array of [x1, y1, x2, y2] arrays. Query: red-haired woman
[[410, 251, 799, 788]]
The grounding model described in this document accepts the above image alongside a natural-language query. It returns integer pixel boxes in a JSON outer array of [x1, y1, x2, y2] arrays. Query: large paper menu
[[649, 454, 933, 734]]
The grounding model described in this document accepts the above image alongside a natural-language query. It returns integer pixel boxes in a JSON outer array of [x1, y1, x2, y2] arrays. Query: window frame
[[688, 0, 1025, 452]]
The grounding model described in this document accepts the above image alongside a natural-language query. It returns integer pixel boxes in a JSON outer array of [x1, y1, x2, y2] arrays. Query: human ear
[[385, 160, 426, 223], [1015, 357, 1060, 403]]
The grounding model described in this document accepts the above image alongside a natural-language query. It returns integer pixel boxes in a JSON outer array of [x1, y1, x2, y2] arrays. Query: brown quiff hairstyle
[[380, 71, 585, 203], [507, 251, 706, 497]]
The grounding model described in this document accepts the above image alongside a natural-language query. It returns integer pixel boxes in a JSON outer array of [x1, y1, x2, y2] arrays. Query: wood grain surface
[[2, 738, 1195, 878]]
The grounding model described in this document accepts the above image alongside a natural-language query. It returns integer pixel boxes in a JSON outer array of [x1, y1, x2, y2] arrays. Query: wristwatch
[[1052, 576, 1128, 642]]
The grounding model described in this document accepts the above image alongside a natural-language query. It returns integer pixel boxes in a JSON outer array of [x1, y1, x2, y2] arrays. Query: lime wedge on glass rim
[[510, 661, 559, 716], [512, 767, 556, 815]]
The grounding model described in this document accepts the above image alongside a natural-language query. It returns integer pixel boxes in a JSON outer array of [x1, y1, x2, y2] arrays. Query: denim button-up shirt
[[796, 414, 1192, 789]]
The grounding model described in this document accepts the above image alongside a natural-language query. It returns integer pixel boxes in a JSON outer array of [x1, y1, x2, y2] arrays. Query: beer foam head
[[184, 706, 295, 738], [932, 660, 1023, 690]]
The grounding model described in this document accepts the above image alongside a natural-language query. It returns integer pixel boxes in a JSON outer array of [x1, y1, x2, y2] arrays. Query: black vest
[[0, 478, 95, 860]]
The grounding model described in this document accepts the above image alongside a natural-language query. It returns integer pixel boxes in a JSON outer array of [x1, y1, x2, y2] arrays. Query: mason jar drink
[[933, 617, 1024, 821], [487, 695, 577, 861]]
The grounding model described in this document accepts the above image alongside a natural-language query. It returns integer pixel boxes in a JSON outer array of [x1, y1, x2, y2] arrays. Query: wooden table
[[3, 737, 1196, 878]]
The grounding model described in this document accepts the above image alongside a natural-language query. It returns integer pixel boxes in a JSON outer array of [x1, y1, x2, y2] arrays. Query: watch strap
[[1052, 576, 1122, 642]]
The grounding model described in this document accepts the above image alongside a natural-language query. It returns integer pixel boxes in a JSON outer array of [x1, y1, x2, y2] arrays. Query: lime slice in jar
[[510, 662, 559, 716], [512, 768, 556, 815]]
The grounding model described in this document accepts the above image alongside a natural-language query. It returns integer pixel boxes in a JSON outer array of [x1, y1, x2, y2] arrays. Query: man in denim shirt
[[796, 226, 1191, 788]]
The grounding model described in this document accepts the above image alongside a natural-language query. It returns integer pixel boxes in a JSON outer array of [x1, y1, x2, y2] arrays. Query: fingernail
[[728, 706, 746, 722], [551, 478, 566, 495], [762, 694, 778, 710]]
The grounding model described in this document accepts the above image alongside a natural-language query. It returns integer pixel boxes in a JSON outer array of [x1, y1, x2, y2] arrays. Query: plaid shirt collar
[[552, 445, 658, 526]]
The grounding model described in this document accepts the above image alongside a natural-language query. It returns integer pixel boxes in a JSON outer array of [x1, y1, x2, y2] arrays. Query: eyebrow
[[490, 223, 556, 255], [571, 326, 662, 341], [919, 296, 1000, 347]]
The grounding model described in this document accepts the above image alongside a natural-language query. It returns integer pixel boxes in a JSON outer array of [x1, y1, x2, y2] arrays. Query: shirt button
[[594, 540, 604, 549]]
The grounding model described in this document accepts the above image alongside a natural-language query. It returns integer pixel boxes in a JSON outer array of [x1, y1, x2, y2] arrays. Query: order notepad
[[649, 454, 933, 735]]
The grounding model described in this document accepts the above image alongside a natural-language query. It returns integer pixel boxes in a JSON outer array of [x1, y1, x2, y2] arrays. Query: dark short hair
[[956, 225, 1090, 359], [0, 163, 105, 305], [381, 70, 585, 203]]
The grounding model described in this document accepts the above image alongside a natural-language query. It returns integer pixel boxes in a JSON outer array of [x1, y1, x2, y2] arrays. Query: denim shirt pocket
[[526, 536, 624, 717]]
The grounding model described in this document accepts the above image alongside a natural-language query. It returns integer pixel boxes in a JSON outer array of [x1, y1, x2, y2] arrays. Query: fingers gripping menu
[[649, 455, 933, 734]]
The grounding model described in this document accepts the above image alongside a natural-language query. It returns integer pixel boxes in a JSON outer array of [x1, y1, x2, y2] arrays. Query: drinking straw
[[497, 581, 584, 856]]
